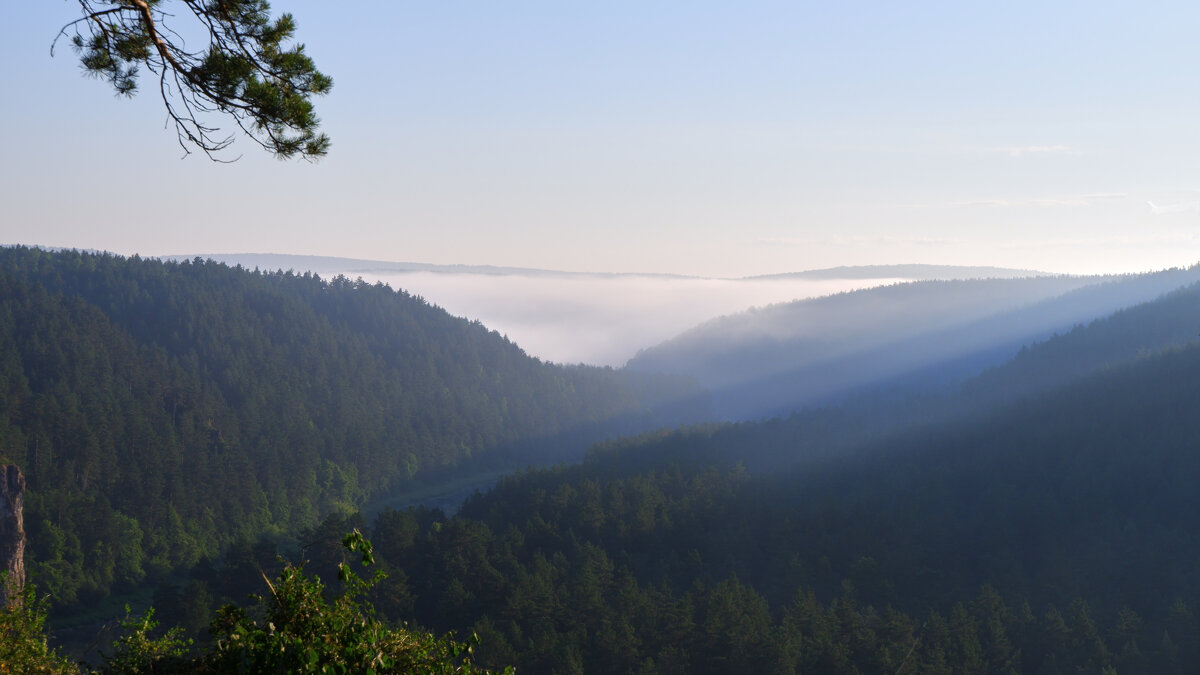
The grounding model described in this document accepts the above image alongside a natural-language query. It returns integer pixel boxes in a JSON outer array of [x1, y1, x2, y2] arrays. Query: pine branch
[[54, 0, 332, 160]]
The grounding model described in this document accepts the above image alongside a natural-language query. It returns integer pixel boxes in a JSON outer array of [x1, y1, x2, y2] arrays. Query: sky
[[5, 2, 1200, 278]]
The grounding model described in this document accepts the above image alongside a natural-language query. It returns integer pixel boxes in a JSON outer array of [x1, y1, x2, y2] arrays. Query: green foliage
[[98, 606, 191, 674], [0, 585, 76, 674], [206, 545, 504, 674], [2, 535, 511, 675], [57, 0, 332, 159], [91, 532, 510, 675]]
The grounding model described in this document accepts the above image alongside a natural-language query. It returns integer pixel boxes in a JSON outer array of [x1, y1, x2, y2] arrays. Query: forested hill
[[627, 266, 1200, 419], [0, 246, 708, 609], [368, 291, 1200, 673], [600, 278, 1200, 479]]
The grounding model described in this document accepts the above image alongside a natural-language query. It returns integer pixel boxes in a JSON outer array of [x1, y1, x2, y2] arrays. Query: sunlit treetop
[[57, 0, 332, 161]]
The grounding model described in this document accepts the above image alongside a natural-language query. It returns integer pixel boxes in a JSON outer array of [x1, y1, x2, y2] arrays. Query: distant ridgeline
[[628, 265, 1200, 419], [0, 246, 708, 609]]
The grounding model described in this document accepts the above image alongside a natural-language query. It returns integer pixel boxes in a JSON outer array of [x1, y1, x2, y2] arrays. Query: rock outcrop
[[0, 465, 25, 606]]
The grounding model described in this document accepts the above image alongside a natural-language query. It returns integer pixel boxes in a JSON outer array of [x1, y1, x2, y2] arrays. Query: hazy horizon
[[8, 3, 1200, 277], [14, 244, 1196, 366], [147, 251, 1085, 366]]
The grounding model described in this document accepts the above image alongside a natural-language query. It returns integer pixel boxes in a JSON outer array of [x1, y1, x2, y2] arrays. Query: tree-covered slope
[[364, 337, 1200, 673], [457, 333, 1200, 610], [0, 246, 708, 609], [964, 278, 1200, 401], [627, 266, 1200, 419]]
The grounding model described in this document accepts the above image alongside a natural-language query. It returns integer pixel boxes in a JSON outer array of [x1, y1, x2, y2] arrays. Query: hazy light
[[353, 271, 903, 366]]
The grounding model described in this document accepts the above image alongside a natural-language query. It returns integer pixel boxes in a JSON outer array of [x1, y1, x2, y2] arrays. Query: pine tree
[[55, 1, 331, 160]]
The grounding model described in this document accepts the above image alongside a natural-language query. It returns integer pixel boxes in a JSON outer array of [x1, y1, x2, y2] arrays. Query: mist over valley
[[6, 247, 1200, 673], [172, 254, 1056, 367], [12, 1, 1200, 671]]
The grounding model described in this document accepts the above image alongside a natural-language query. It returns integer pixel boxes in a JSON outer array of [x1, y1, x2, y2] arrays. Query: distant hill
[[747, 263, 1047, 280], [962, 278, 1200, 403], [168, 256, 1044, 283], [635, 274, 1200, 472], [627, 266, 1200, 419], [168, 256, 1051, 368]]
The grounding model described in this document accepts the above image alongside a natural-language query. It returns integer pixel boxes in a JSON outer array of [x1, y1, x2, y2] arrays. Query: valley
[[3, 247, 1200, 672], [11, 3, 1200, 672]]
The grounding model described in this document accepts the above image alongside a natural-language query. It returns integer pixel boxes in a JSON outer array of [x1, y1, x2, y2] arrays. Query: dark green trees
[[0, 247, 708, 612]]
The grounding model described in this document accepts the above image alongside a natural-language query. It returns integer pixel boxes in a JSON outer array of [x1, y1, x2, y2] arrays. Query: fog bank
[[351, 272, 904, 366]]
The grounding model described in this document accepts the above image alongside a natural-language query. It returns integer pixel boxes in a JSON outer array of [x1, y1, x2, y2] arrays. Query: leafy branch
[[55, 0, 332, 160]]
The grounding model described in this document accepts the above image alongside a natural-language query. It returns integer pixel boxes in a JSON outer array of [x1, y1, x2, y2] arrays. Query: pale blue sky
[[4, 1, 1200, 276]]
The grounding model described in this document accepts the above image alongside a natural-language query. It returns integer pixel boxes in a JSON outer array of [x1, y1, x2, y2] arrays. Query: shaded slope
[[0, 246, 709, 609], [364, 312, 1200, 673], [460, 286, 1200, 613], [470, 329, 1200, 612]]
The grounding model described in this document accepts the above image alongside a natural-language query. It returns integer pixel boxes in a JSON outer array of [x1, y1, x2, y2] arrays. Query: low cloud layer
[[350, 272, 901, 366]]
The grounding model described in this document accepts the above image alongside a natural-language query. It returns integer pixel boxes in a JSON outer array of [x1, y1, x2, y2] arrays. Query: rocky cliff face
[[0, 465, 25, 606]]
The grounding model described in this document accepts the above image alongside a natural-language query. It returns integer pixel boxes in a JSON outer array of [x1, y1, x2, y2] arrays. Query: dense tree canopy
[[289, 284, 1200, 673], [353, 334, 1200, 673], [56, 0, 331, 160], [9, 245, 1200, 671], [0, 247, 708, 612]]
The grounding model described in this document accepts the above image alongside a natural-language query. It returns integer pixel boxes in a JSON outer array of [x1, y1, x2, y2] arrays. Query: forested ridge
[[628, 266, 1200, 419], [0, 246, 708, 612], [7, 245, 1200, 672], [318, 286, 1200, 673]]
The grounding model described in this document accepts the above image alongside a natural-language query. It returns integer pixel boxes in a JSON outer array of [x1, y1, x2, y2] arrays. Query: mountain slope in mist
[[609, 276, 1200, 478], [368, 292, 1200, 673], [169, 255, 1049, 367], [627, 266, 1200, 419], [0, 247, 710, 611]]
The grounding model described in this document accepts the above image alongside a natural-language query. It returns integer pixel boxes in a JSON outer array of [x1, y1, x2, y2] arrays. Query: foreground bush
[[1, 532, 509, 675]]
